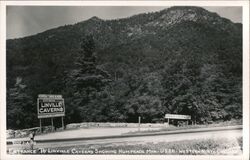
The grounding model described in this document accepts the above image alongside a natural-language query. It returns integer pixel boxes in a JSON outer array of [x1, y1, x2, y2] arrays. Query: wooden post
[[51, 117, 54, 131], [61, 116, 64, 129], [194, 115, 197, 125], [138, 116, 141, 132], [39, 119, 42, 133]]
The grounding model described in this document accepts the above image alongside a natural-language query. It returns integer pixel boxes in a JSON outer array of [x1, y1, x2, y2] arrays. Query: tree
[[65, 35, 112, 123], [7, 77, 36, 129]]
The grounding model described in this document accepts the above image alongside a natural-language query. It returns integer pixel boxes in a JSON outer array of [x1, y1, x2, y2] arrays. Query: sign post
[[39, 119, 42, 132], [138, 116, 141, 132], [51, 118, 54, 131], [37, 94, 65, 132], [61, 116, 64, 129]]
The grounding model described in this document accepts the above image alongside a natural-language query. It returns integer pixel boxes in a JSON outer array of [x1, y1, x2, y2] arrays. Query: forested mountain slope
[[7, 6, 242, 129]]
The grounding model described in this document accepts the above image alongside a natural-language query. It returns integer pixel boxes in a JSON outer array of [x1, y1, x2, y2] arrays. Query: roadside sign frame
[[165, 114, 191, 120], [37, 98, 65, 119], [37, 94, 65, 132]]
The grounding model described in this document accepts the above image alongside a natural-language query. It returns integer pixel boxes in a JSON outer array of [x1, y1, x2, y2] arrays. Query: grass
[[35, 136, 242, 155]]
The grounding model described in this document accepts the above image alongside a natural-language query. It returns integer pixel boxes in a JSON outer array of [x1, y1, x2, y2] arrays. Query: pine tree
[[7, 77, 35, 129], [65, 35, 112, 122]]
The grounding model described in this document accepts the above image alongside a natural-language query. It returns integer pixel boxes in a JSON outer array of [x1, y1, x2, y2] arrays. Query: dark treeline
[[7, 7, 242, 129]]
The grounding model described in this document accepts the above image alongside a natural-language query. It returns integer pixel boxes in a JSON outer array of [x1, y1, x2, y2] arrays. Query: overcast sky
[[6, 6, 242, 39]]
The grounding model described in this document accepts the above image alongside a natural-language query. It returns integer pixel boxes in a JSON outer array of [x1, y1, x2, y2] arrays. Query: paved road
[[8, 127, 162, 141], [7, 127, 242, 150]]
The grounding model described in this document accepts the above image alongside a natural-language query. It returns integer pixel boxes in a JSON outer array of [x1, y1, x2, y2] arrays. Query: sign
[[37, 94, 65, 119], [165, 114, 191, 120]]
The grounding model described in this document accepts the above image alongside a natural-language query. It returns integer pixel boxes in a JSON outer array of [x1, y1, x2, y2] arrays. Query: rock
[[6, 130, 15, 138]]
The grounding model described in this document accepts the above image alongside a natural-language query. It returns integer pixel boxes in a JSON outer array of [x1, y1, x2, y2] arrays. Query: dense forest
[[7, 6, 242, 129]]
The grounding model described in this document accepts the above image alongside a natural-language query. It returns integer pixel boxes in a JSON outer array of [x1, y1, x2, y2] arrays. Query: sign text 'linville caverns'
[[37, 94, 65, 119]]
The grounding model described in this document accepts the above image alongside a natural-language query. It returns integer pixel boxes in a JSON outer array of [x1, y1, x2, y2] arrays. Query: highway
[[7, 126, 242, 150]]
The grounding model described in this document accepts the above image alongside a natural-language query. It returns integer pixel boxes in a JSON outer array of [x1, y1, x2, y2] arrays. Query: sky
[[6, 6, 242, 39]]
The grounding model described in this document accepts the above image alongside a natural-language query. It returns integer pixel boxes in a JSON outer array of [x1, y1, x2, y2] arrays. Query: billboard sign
[[37, 94, 65, 119], [165, 114, 191, 120]]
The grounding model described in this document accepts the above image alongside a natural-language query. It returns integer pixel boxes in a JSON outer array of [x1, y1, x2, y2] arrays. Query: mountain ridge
[[7, 6, 240, 41]]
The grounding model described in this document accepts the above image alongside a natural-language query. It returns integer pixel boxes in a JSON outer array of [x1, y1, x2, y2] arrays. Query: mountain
[[6, 6, 242, 129]]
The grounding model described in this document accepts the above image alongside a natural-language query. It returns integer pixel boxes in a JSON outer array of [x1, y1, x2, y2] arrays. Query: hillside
[[6, 6, 242, 129]]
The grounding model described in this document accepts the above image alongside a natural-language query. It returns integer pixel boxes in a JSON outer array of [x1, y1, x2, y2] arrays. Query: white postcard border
[[0, 1, 249, 160]]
